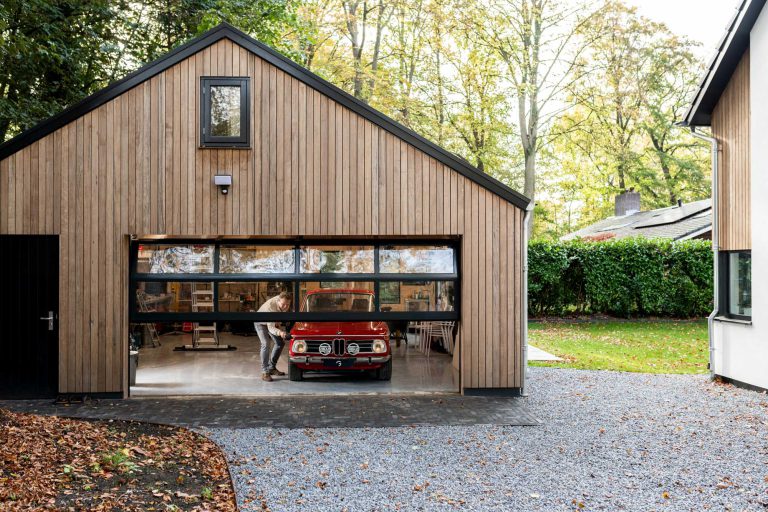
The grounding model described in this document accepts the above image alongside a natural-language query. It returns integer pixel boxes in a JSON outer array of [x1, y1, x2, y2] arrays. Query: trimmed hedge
[[528, 238, 713, 317]]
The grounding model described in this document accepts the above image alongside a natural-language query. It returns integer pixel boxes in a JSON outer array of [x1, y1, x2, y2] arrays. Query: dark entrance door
[[0, 235, 59, 398]]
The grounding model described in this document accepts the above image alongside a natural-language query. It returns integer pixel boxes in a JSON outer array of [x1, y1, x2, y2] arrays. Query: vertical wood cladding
[[712, 48, 751, 251], [0, 38, 525, 394]]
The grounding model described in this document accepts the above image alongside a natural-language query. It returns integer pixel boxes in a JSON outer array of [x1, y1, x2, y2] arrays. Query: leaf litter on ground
[[0, 408, 236, 510]]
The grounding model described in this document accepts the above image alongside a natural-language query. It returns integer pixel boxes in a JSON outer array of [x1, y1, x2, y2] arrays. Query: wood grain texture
[[712, 48, 751, 251], [0, 38, 525, 394]]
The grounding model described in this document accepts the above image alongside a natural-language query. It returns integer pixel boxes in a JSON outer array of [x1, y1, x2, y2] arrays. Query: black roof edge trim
[[0, 22, 531, 210], [684, 0, 766, 126]]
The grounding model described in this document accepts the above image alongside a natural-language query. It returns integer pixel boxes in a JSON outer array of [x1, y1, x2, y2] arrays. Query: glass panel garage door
[[130, 239, 459, 323]]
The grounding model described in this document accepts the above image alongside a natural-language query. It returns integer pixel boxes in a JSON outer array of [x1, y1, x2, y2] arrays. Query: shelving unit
[[191, 283, 218, 347], [135, 290, 162, 347]]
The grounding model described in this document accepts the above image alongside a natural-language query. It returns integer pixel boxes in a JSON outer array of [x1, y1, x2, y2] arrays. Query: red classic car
[[288, 289, 392, 381]]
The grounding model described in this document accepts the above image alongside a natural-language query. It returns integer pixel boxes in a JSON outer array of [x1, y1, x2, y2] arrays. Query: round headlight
[[347, 343, 360, 355], [294, 340, 307, 353], [373, 339, 387, 354], [319, 343, 332, 356]]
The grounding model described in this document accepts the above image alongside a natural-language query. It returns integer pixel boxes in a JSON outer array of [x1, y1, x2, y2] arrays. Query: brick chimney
[[615, 188, 641, 216]]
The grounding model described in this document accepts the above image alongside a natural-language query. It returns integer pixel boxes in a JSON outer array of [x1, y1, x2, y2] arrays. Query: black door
[[0, 235, 59, 398]]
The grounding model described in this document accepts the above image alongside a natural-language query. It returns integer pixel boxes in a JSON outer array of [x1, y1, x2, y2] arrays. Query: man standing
[[254, 292, 291, 382]]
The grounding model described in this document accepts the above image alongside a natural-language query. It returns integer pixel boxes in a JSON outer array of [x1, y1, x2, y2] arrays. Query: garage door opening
[[129, 239, 460, 396]]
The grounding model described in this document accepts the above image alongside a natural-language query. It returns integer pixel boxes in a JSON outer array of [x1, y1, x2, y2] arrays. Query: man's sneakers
[[262, 368, 285, 381]]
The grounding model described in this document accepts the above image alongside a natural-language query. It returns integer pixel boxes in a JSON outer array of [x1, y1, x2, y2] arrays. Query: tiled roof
[[561, 199, 712, 241]]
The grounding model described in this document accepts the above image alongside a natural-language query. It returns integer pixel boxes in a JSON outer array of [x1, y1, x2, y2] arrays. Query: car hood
[[291, 321, 389, 338]]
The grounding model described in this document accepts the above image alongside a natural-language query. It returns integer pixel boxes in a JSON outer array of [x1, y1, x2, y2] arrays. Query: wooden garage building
[[0, 23, 531, 398]]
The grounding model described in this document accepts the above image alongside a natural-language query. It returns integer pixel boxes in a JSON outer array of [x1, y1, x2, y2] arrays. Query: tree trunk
[[524, 148, 536, 232]]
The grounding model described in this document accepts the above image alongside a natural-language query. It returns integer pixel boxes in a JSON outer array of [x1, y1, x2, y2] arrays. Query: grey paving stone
[[0, 394, 540, 429]]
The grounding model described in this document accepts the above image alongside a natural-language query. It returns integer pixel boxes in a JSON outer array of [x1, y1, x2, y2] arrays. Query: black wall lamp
[[213, 174, 232, 195]]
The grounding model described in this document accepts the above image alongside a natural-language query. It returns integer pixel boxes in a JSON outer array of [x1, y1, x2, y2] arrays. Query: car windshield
[[304, 293, 374, 312]]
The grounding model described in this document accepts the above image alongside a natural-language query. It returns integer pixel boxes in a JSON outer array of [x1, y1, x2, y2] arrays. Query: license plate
[[322, 358, 355, 368]]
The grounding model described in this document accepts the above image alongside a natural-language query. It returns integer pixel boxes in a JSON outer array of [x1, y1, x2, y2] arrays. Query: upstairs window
[[200, 77, 249, 147]]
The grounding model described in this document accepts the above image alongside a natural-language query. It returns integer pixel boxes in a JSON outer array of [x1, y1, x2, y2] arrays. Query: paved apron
[[0, 394, 540, 429]]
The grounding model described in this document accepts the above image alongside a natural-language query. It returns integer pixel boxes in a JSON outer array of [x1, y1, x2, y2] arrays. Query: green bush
[[528, 238, 713, 317]]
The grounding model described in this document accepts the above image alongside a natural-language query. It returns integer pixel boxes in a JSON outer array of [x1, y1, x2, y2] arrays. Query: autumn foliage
[[0, 409, 236, 511]]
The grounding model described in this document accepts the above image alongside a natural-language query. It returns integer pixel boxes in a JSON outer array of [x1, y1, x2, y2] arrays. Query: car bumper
[[289, 355, 391, 370]]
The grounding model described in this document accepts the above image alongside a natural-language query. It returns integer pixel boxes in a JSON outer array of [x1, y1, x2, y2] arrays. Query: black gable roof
[[684, 0, 766, 126], [0, 23, 530, 210]]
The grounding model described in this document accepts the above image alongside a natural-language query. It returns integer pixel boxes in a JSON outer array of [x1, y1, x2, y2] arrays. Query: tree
[[0, 0, 123, 142], [390, 0, 426, 125], [118, 0, 303, 66], [0, 1, 305, 143], [292, 0, 337, 70], [564, 2, 653, 194], [338, 0, 393, 102], [469, 0, 598, 210], [443, 38, 515, 174], [640, 36, 709, 205], [537, 1, 709, 239]]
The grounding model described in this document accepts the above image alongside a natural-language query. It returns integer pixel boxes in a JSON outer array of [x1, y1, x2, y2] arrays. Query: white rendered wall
[[712, 6, 768, 390]]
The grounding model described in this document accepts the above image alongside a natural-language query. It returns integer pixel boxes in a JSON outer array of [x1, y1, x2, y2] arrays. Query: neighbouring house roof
[[0, 23, 530, 210], [561, 199, 712, 242], [684, 0, 766, 126]]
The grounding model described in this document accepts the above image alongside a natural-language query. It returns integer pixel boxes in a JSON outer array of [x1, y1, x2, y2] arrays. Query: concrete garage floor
[[131, 332, 458, 397]]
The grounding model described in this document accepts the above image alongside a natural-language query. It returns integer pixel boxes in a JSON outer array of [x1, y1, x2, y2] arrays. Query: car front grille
[[303, 339, 377, 354]]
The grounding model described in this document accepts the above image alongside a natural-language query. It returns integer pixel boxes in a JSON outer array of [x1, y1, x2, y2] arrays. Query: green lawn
[[528, 319, 709, 374]]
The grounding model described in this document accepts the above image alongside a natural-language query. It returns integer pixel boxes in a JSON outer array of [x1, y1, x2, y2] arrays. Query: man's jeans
[[255, 323, 285, 373]]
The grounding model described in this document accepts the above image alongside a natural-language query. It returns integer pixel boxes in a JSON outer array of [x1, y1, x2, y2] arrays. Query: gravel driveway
[[206, 368, 768, 511]]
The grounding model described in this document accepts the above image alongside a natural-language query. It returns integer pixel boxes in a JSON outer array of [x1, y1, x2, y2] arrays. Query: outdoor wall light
[[213, 174, 232, 195]]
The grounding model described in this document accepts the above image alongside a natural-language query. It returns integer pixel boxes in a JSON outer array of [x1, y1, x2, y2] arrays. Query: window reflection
[[728, 252, 751, 317], [300, 246, 374, 273], [210, 85, 241, 137], [379, 246, 454, 273], [138, 245, 214, 273], [219, 246, 294, 273]]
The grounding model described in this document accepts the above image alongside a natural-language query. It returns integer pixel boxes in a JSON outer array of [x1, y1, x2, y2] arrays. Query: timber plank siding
[[0, 29, 527, 395], [712, 48, 751, 251]]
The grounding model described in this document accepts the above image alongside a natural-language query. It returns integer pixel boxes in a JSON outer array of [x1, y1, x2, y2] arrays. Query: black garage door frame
[[129, 237, 460, 324]]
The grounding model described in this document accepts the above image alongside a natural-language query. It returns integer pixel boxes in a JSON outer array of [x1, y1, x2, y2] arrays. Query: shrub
[[528, 238, 713, 317]]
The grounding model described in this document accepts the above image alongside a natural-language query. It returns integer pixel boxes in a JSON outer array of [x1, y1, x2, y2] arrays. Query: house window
[[722, 251, 751, 319], [200, 77, 249, 147]]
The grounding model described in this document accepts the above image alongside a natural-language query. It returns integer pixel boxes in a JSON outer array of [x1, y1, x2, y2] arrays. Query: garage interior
[[130, 240, 460, 396]]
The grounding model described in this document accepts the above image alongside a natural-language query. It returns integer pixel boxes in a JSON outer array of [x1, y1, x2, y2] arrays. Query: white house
[[684, 0, 766, 391]]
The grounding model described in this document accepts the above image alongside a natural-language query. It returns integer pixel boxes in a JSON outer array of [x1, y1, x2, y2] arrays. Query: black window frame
[[719, 250, 752, 321], [200, 77, 250, 148], [129, 238, 460, 323]]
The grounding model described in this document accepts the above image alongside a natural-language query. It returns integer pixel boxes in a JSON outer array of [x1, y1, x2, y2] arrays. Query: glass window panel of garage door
[[379, 245, 455, 273], [218, 281, 293, 312], [300, 246, 374, 273], [137, 244, 215, 273], [135, 281, 215, 313], [379, 281, 456, 312], [219, 245, 294, 273], [299, 282, 375, 312]]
